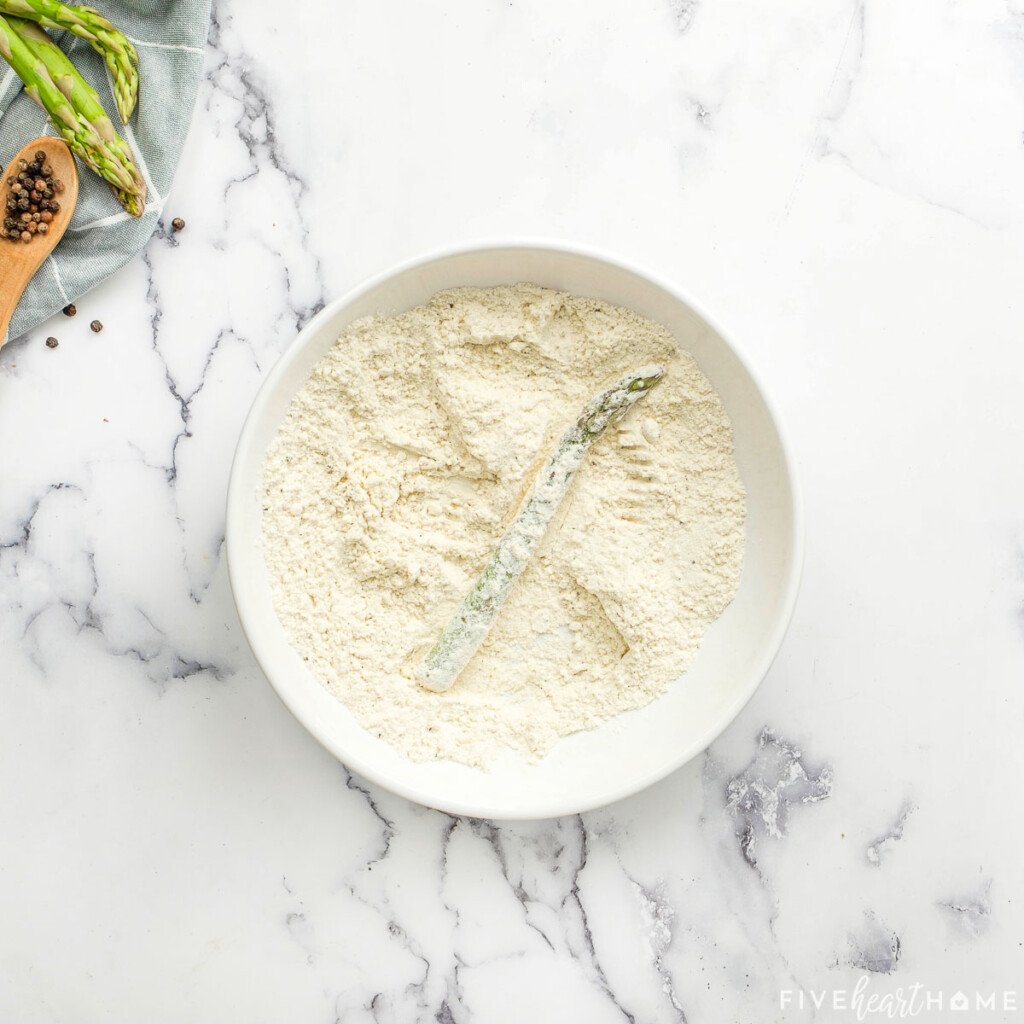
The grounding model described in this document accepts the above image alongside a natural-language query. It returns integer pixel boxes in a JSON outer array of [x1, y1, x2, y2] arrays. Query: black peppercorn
[[171, 217, 185, 232], [3, 154, 64, 245], [90, 320, 103, 333], [63, 303, 76, 317], [45, 336, 58, 349]]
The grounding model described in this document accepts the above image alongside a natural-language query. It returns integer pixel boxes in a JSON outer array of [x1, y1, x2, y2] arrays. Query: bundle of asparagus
[[0, 0, 144, 216]]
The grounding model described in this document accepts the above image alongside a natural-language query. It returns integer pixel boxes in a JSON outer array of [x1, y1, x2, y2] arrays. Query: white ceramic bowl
[[226, 243, 802, 819]]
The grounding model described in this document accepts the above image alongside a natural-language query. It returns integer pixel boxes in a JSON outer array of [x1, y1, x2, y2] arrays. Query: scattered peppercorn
[[171, 217, 185, 232], [3, 154, 63, 244], [45, 336, 58, 348], [90, 319, 103, 333], [63, 303, 76, 317]]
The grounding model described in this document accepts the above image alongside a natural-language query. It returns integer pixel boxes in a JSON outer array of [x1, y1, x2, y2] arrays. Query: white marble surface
[[2, 0, 1023, 1020]]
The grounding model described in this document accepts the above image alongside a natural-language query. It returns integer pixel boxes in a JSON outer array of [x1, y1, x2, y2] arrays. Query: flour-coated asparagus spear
[[418, 364, 666, 693]]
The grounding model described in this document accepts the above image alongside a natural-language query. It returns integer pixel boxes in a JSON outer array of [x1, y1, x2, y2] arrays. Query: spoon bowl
[[0, 136, 79, 344]]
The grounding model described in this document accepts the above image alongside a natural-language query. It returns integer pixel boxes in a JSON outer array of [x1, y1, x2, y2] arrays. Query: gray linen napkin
[[0, 0, 211, 340]]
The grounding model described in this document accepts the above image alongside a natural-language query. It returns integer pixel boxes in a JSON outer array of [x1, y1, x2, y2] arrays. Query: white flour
[[262, 285, 746, 768]]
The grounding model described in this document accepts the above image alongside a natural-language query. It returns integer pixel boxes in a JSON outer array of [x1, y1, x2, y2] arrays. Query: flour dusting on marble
[[726, 728, 834, 867], [669, 0, 699, 32], [939, 879, 993, 937], [844, 910, 901, 975], [866, 800, 915, 866]]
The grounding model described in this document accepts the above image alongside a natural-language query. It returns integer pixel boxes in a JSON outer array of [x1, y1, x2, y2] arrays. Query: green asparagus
[[0, 0, 138, 122], [418, 364, 666, 693], [0, 15, 144, 215]]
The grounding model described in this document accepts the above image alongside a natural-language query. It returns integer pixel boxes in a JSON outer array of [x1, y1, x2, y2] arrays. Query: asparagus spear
[[0, 15, 145, 215], [418, 364, 666, 693], [0, 0, 138, 122]]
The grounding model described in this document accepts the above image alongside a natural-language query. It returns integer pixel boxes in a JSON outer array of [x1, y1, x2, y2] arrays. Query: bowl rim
[[226, 239, 804, 819]]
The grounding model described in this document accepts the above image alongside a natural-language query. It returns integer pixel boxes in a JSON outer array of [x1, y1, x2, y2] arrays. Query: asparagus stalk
[[0, 15, 145, 215], [418, 364, 666, 693], [0, 0, 138, 122]]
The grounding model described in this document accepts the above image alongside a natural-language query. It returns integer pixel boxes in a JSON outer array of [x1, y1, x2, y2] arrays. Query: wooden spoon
[[0, 136, 79, 346]]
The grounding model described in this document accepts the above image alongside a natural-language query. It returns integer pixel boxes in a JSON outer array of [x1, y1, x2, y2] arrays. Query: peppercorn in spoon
[[0, 136, 78, 346]]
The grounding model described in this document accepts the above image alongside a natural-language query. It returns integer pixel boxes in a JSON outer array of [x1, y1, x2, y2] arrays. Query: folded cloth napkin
[[0, 0, 211, 340]]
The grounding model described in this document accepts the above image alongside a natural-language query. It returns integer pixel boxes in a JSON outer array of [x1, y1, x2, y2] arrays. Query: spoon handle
[[0, 245, 47, 342]]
